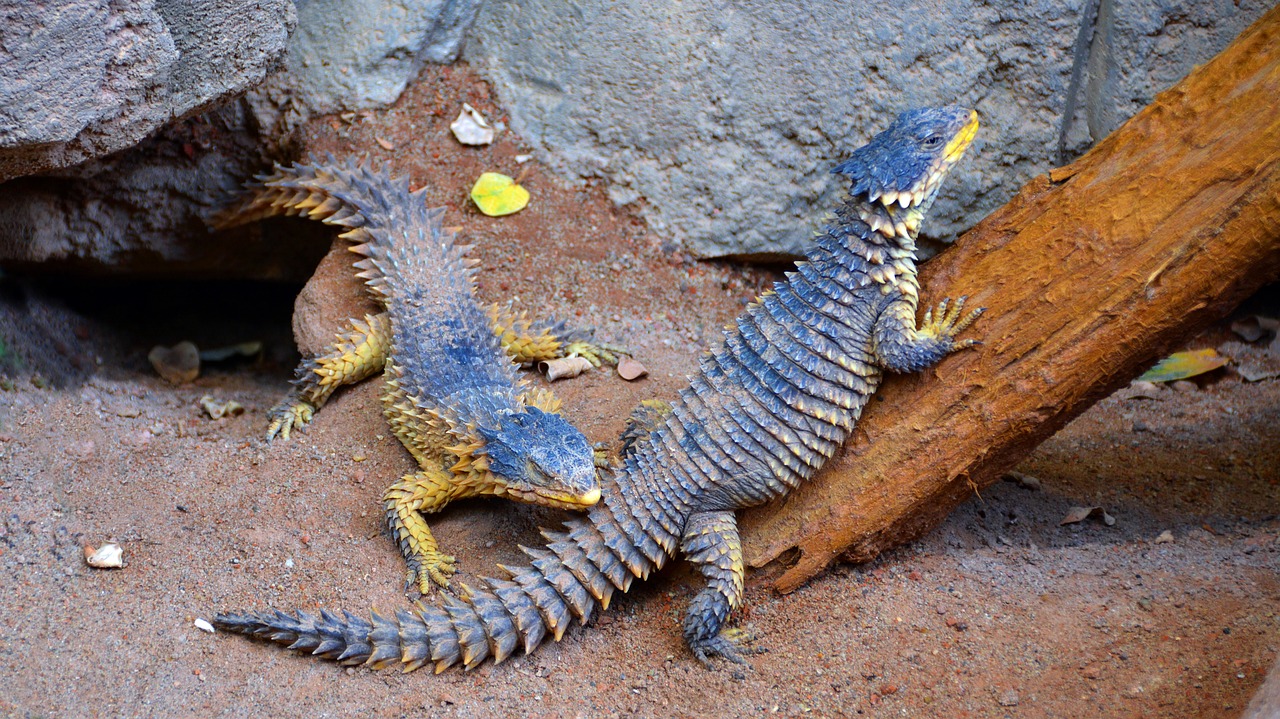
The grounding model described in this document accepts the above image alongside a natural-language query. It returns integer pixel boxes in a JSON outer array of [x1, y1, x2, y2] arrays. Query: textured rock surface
[[465, 0, 1272, 258], [0, 0, 482, 277], [0, 0, 295, 182], [246, 0, 484, 134], [0, 103, 330, 280]]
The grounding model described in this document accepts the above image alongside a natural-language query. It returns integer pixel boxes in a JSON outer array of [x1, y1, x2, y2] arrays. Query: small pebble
[[84, 543, 124, 569], [1155, 530, 1174, 544], [998, 689, 1019, 707], [194, 618, 215, 633]]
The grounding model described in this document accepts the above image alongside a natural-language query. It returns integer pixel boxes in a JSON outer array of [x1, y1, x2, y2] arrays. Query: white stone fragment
[[450, 103, 496, 146], [84, 543, 124, 569]]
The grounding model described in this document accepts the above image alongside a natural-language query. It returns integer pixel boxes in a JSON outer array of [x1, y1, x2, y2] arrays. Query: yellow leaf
[[470, 172, 530, 217], [1137, 348, 1228, 383]]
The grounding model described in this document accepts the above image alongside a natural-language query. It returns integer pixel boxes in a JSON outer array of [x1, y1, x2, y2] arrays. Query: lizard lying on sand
[[213, 158, 609, 592], [215, 106, 984, 669]]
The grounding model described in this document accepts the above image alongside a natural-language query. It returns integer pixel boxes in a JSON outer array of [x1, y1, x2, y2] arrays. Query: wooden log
[[741, 6, 1280, 593]]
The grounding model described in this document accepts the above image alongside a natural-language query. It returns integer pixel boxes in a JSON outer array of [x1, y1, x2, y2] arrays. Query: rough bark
[[741, 6, 1280, 593]]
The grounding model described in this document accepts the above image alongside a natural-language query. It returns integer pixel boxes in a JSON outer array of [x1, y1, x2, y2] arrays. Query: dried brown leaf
[[617, 356, 649, 381], [1059, 506, 1116, 526]]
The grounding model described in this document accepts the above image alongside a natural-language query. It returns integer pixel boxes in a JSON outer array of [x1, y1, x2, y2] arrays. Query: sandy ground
[[1, 63, 1279, 718]]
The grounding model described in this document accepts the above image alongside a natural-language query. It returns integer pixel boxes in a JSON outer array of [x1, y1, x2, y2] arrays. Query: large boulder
[[464, 0, 1272, 258], [0, 0, 295, 182]]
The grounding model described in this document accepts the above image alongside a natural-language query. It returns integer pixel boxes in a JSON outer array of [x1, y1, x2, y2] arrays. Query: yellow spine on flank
[[487, 303, 565, 364]]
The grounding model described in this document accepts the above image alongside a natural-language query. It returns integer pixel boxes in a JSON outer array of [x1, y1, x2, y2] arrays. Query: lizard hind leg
[[383, 468, 466, 593], [680, 510, 763, 668]]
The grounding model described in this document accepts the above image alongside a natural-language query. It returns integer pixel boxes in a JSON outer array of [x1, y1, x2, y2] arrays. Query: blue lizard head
[[833, 106, 978, 214], [474, 406, 601, 509]]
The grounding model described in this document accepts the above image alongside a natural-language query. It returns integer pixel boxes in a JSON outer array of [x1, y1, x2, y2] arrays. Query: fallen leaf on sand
[[1003, 471, 1042, 490], [471, 172, 530, 217], [1059, 506, 1116, 527], [1137, 348, 1227, 383], [539, 356, 593, 381], [198, 341, 262, 362], [200, 396, 245, 420], [148, 342, 200, 384], [617, 356, 649, 381]]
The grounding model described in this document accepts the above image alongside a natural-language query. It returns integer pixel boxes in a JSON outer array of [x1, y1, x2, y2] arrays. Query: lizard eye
[[922, 135, 944, 148]]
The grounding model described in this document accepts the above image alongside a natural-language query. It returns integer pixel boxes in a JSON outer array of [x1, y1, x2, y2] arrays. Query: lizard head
[[474, 406, 601, 509], [832, 106, 978, 237]]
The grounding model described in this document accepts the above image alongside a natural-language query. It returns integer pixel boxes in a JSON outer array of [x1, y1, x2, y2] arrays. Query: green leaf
[[1138, 348, 1228, 383], [470, 172, 530, 217]]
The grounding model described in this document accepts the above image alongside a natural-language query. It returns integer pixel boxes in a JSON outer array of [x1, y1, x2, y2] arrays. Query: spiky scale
[[467, 587, 520, 664], [395, 607, 430, 672]]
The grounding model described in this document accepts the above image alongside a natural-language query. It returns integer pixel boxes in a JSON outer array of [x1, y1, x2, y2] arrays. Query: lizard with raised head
[[212, 158, 607, 592], [214, 106, 984, 669]]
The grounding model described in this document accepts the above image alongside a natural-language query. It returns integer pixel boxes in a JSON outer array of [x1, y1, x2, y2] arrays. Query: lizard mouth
[[876, 110, 979, 212], [503, 484, 602, 509]]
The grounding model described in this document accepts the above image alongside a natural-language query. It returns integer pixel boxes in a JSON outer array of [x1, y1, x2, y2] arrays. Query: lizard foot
[[564, 340, 628, 367], [265, 399, 316, 442], [690, 627, 764, 669], [920, 296, 985, 352], [404, 551, 459, 594], [592, 442, 613, 469]]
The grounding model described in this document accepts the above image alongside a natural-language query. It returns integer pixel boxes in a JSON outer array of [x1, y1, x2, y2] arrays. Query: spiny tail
[[208, 154, 384, 236], [208, 155, 479, 310], [214, 494, 673, 673]]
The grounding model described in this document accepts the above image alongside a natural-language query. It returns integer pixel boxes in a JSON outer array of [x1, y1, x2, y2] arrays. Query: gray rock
[[465, 0, 1270, 258], [0, 0, 483, 276], [0, 103, 329, 280], [0, 0, 295, 182], [247, 0, 484, 133]]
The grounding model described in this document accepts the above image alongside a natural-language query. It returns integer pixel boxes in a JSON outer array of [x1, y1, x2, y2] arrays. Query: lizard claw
[[592, 442, 613, 469], [265, 399, 316, 442], [408, 551, 458, 594], [689, 627, 764, 669], [920, 296, 985, 353]]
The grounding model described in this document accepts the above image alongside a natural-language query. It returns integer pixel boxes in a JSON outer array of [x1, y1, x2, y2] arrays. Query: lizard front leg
[[383, 466, 467, 593], [680, 510, 759, 667], [487, 302, 625, 367], [266, 313, 391, 441], [872, 292, 984, 374]]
